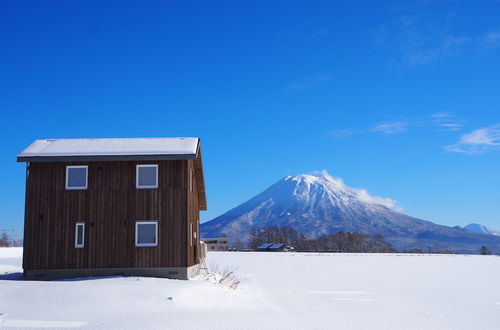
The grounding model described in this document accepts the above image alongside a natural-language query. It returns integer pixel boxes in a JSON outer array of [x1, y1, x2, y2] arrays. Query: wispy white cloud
[[355, 188, 401, 211], [332, 113, 463, 138], [445, 124, 500, 154], [435, 123, 462, 131], [284, 74, 332, 95], [311, 170, 402, 211], [430, 112, 464, 131], [405, 35, 472, 67], [431, 112, 451, 118], [330, 129, 357, 138], [372, 121, 410, 134], [376, 113, 464, 134], [481, 31, 500, 49], [373, 7, 500, 68]]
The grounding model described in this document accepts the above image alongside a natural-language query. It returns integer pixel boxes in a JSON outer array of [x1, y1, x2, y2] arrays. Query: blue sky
[[1, 1, 500, 238]]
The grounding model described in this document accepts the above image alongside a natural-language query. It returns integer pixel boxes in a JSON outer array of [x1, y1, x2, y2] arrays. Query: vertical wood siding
[[187, 159, 200, 266], [23, 160, 194, 270]]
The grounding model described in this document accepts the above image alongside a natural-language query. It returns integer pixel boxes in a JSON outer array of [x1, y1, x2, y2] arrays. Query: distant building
[[256, 243, 294, 252], [203, 238, 229, 251]]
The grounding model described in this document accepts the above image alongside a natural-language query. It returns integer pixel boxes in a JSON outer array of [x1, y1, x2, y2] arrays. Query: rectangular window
[[189, 168, 193, 192], [135, 221, 158, 247], [190, 223, 193, 246], [136, 165, 158, 189], [66, 166, 88, 190], [75, 222, 85, 248]]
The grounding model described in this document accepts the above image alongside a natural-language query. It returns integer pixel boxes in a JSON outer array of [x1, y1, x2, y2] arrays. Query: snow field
[[1, 248, 499, 329]]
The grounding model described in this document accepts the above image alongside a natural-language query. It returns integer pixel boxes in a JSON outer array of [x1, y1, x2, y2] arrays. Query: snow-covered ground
[[1, 248, 499, 329]]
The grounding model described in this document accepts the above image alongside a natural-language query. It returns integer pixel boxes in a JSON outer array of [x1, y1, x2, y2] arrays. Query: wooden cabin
[[17, 137, 206, 280]]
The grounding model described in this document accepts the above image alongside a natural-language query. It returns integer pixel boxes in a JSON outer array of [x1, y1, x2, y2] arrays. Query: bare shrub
[[202, 263, 242, 290]]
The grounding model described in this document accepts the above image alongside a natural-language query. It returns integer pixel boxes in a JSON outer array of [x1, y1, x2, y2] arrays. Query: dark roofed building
[[256, 243, 294, 252], [256, 243, 273, 251]]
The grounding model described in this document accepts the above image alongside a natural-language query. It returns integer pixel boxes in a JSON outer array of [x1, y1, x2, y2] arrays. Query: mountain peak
[[201, 173, 500, 253], [284, 170, 396, 209], [286, 170, 346, 188], [463, 223, 500, 236]]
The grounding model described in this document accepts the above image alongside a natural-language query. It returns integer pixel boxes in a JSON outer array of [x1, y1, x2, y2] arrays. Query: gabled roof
[[257, 243, 273, 249], [17, 137, 199, 162]]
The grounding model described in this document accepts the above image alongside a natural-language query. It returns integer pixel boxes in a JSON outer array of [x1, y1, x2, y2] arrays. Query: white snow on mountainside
[[287, 170, 399, 210], [464, 223, 500, 236], [202, 171, 500, 253]]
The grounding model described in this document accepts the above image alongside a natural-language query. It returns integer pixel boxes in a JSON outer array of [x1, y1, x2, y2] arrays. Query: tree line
[[0, 232, 11, 247], [246, 226, 496, 254], [248, 226, 396, 253]]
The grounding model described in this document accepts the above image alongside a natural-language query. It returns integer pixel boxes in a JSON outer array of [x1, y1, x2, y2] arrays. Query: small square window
[[75, 222, 85, 248], [136, 165, 158, 189], [135, 221, 158, 247], [66, 166, 88, 190]]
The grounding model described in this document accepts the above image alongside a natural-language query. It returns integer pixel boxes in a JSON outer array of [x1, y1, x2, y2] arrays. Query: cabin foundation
[[24, 264, 201, 281]]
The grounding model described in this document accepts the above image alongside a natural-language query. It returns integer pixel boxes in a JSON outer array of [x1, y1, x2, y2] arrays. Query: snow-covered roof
[[17, 137, 200, 162]]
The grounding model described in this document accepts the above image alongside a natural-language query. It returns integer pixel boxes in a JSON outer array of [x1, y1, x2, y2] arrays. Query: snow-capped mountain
[[463, 223, 500, 236], [201, 171, 500, 253]]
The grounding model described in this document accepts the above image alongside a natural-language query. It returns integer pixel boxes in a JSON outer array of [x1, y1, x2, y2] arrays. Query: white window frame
[[66, 165, 88, 190], [135, 221, 158, 247], [190, 222, 193, 246], [75, 222, 85, 248], [189, 168, 193, 192], [136, 164, 158, 189]]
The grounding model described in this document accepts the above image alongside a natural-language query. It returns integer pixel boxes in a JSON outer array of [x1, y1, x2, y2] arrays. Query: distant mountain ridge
[[201, 172, 500, 253], [463, 223, 500, 236]]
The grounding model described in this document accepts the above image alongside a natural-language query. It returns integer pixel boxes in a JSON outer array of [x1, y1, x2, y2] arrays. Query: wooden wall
[[187, 159, 200, 267], [23, 159, 196, 270]]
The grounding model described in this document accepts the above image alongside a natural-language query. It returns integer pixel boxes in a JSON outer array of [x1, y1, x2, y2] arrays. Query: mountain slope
[[201, 172, 500, 253]]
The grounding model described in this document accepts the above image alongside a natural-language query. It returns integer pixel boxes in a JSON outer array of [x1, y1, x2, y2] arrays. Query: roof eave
[[193, 141, 207, 211], [17, 153, 197, 163]]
